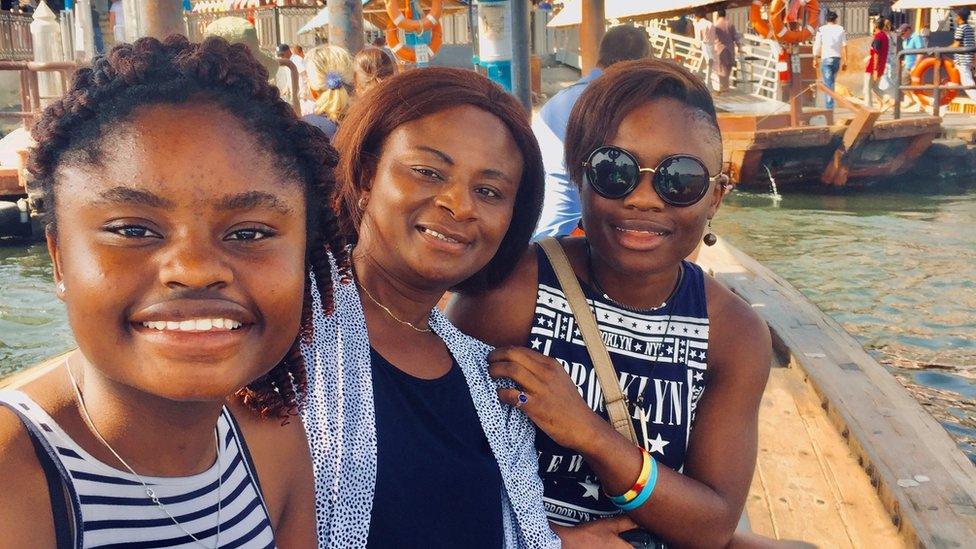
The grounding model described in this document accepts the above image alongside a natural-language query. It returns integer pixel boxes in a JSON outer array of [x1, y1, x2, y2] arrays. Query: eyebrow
[[414, 146, 515, 184], [91, 187, 175, 209], [214, 191, 293, 215]]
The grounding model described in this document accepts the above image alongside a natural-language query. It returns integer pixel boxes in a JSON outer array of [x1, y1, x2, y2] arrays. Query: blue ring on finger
[[517, 391, 529, 407]]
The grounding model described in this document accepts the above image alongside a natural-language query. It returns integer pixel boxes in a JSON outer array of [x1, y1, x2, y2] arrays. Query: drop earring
[[703, 220, 717, 247], [57, 281, 66, 293]]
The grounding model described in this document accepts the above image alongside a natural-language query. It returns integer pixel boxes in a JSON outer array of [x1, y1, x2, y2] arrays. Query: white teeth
[[421, 227, 461, 244], [140, 318, 243, 332], [615, 226, 667, 236]]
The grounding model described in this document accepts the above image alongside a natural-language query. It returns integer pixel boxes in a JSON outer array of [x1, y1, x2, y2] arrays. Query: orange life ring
[[910, 56, 960, 107], [769, 0, 819, 44], [386, 25, 442, 64], [749, 1, 774, 39], [385, 0, 443, 34]]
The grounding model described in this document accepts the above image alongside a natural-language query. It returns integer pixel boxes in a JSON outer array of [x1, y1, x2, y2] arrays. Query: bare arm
[[0, 410, 58, 548], [488, 277, 771, 547]]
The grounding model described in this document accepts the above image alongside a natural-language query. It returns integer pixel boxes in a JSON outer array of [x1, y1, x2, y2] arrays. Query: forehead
[[384, 105, 523, 172], [609, 97, 721, 171], [56, 103, 303, 206]]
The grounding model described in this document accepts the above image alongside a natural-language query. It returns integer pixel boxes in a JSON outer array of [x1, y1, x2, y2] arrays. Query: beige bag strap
[[537, 237, 639, 445]]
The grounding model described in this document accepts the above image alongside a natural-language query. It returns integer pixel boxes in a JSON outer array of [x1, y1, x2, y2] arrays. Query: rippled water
[[713, 180, 976, 462], [1, 181, 975, 461]]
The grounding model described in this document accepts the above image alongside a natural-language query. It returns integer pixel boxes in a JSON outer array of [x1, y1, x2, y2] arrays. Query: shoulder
[[225, 400, 314, 521], [446, 244, 540, 348], [703, 273, 771, 384], [0, 400, 57, 546]]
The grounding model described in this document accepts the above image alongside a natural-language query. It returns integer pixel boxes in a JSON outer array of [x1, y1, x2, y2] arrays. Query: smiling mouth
[[417, 226, 465, 245], [139, 318, 244, 332], [613, 225, 672, 237]]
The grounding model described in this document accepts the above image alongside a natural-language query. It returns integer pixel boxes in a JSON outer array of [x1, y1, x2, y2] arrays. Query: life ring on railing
[[386, 25, 443, 64], [385, 0, 443, 34], [750, 0, 774, 39], [769, 0, 819, 44], [910, 57, 960, 106]]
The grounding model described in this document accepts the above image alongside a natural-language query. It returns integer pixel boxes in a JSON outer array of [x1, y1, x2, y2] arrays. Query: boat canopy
[[546, 0, 749, 28]]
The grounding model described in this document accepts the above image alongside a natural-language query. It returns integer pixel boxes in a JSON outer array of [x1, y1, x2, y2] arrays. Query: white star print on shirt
[[647, 433, 670, 456], [578, 480, 600, 500], [530, 338, 543, 350]]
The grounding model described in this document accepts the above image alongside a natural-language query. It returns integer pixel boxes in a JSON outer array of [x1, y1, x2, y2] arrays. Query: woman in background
[[304, 43, 354, 139]]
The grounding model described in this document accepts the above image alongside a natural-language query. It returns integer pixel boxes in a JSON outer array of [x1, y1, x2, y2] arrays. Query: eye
[[476, 186, 502, 199], [411, 167, 444, 181], [225, 227, 274, 241], [107, 224, 161, 239]]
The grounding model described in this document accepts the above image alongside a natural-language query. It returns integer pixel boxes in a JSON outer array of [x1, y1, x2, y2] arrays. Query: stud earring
[[703, 220, 717, 247], [57, 281, 65, 293], [357, 195, 368, 210]]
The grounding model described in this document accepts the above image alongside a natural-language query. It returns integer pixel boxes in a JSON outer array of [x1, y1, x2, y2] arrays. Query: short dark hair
[[27, 36, 347, 421], [565, 58, 720, 190], [826, 11, 838, 23], [597, 25, 650, 68], [372, 35, 387, 47], [957, 7, 971, 21], [331, 67, 544, 293], [875, 16, 885, 30], [694, 8, 707, 19], [716, 8, 727, 17], [277, 43, 291, 56]]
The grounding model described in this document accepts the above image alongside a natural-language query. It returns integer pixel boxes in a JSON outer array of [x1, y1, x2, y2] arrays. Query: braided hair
[[27, 35, 347, 421]]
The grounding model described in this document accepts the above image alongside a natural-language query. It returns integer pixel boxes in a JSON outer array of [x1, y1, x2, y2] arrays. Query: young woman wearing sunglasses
[[448, 58, 772, 547]]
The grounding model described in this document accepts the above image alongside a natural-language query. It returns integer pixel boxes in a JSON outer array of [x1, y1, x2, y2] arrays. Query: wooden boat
[[694, 238, 976, 546], [5, 240, 975, 546]]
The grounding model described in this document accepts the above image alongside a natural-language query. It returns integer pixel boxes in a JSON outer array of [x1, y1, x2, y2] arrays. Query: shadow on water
[[716, 179, 976, 463]]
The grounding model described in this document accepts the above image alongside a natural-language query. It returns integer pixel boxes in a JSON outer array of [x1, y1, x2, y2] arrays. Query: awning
[[547, 0, 742, 28], [298, 7, 382, 34], [891, 0, 965, 9]]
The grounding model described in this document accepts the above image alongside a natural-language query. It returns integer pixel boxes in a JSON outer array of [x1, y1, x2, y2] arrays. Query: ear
[[706, 174, 729, 218], [45, 224, 66, 301]]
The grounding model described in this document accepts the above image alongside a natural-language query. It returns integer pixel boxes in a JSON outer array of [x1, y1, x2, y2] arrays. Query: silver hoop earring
[[357, 196, 368, 210]]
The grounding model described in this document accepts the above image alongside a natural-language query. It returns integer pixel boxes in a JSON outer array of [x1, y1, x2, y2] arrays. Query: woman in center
[[299, 68, 564, 548]]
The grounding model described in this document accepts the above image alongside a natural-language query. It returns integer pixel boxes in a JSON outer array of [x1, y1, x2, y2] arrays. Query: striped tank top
[[0, 390, 276, 548], [529, 245, 709, 527]]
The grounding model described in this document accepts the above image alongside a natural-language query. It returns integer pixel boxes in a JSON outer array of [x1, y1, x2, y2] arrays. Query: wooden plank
[[822, 109, 882, 186], [0, 354, 65, 389], [747, 368, 904, 546], [697, 239, 976, 548]]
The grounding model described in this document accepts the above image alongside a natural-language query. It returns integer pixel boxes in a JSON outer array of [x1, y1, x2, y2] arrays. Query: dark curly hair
[[27, 35, 347, 421]]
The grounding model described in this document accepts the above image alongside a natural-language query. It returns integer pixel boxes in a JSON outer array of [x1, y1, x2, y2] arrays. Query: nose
[[434, 181, 477, 222], [622, 171, 667, 211], [158, 230, 233, 290]]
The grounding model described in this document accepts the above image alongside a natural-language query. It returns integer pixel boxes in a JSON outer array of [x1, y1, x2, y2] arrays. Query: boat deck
[[748, 367, 903, 546]]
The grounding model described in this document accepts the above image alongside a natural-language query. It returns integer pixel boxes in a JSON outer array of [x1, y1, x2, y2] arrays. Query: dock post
[[509, 0, 531, 111], [932, 57, 941, 117], [580, 0, 604, 73], [328, 0, 365, 55]]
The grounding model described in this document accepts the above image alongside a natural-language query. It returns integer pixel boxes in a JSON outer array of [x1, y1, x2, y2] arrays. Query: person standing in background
[[694, 9, 716, 91], [712, 8, 739, 94], [903, 26, 929, 72], [864, 17, 889, 108], [109, 0, 124, 44], [812, 10, 847, 109], [531, 25, 651, 239], [952, 8, 976, 100]]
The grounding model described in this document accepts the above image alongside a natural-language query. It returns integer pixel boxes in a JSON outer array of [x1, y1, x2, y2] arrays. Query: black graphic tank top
[[528, 244, 709, 526]]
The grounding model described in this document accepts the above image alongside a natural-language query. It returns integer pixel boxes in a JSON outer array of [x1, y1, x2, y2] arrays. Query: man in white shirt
[[693, 9, 716, 90], [812, 10, 848, 109]]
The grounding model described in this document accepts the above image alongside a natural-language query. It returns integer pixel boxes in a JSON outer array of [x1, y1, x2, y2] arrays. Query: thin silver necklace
[[585, 243, 684, 314], [354, 267, 433, 333], [64, 361, 222, 548]]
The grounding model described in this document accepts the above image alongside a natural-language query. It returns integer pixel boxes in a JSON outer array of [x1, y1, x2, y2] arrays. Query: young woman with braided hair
[[0, 35, 346, 547]]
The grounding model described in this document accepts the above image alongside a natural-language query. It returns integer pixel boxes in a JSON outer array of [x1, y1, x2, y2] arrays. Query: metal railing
[[0, 11, 33, 61], [184, 9, 250, 43], [0, 60, 78, 126], [894, 45, 976, 119]]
